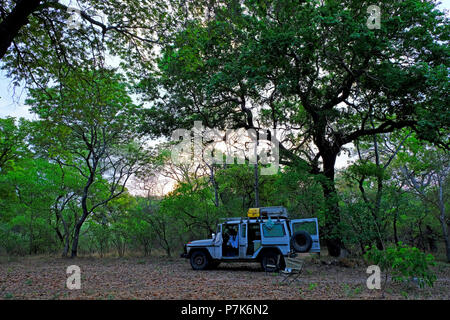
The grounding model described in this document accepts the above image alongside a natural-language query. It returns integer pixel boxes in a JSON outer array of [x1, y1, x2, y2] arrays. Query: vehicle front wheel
[[190, 251, 210, 270]]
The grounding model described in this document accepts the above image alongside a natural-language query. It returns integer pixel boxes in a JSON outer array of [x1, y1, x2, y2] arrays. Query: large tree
[[397, 142, 450, 262], [0, 0, 214, 89], [140, 0, 449, 256], [26, 68, 146, 257]]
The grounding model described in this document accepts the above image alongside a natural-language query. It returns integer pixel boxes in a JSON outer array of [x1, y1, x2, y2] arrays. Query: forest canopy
[[0, 0, 448, 264]]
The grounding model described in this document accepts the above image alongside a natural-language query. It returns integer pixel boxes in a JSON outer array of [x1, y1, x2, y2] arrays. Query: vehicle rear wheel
[[261, 251, 282, 272], [190, 251, 210, 270]]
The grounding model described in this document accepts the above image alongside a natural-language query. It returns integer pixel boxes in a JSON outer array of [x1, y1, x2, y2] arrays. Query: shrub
[[364, 242, 436, 289]]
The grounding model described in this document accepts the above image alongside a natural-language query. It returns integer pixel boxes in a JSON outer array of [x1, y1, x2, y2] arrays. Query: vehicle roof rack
[[219, 212, 289, 223], [259, 206, 289, 219], [220, 217, 243, 223]]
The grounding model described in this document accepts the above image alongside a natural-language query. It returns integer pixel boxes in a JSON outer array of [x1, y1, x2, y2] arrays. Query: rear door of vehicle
[[289, 218, 320, 253], [260, 220, 290, 256]]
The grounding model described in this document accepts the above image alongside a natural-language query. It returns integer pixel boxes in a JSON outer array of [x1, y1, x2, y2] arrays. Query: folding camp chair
[[280, 256, 304, 283], [264, 254, 281, 276]]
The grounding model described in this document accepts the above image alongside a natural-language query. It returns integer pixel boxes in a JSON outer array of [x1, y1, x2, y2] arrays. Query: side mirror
[[211, 233, 216, 239]]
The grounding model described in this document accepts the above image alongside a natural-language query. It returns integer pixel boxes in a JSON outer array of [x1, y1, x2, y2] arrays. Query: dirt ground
[[0, 255, 448, 300]]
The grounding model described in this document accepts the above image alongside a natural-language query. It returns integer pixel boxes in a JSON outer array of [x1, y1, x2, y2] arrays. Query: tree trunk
[[71, 221, 83, 258], [320, 153, 344, 257], [373, 174, 384, 250], [254, 132, 259, 207], [442, 220, 450, 263], [438, 178, 450, 262], [71, 196, 90, 257], [358, 175, 384, 250], [71, 169, 96, 257], [29, 210, 35, 255], [393, 210, 399, 245], [144, 243, 151, 257], [371, 133, 384, 250], [165, 244, 171, 258], [55, 228, 64, 243], [208, 164, 219, 207], [254, 163, 259, 208], [62, 233, 70, 258], [0, 0, 42, 60], [438, 179, 450, 262], [425, 225, 437, 252], [55, 204, 71, 257], [61, 216, 70, 257]]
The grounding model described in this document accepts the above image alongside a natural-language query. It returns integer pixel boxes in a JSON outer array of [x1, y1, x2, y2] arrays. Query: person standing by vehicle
[[227, 227, 239, 255]]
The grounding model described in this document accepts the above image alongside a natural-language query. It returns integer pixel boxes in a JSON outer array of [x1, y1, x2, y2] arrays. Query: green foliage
[[0, 117, 30, 171], [308, 283, 318, 291], [364, 242, 437, 288], [1, 0, 449, 263], [0, 158, 79, 254], [138, 0, 449, 257], [160, 180, 221, 236]]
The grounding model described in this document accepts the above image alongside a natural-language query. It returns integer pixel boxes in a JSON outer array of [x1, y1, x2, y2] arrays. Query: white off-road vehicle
[[181, 206, 320, 271]]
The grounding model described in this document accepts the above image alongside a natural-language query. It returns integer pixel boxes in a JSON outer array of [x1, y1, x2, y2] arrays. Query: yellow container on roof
[[247, 208, 260, 218]]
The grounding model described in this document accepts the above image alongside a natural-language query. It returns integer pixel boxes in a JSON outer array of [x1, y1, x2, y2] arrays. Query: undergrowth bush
[[364, 242, 436, 289]]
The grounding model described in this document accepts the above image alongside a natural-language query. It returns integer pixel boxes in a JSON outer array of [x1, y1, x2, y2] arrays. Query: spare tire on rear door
[[291, 230, 313, 253]]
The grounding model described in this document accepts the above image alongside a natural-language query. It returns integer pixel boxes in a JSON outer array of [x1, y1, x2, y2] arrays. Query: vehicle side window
[[293, 221, 317, 235], [262, 223, 285, 237]]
